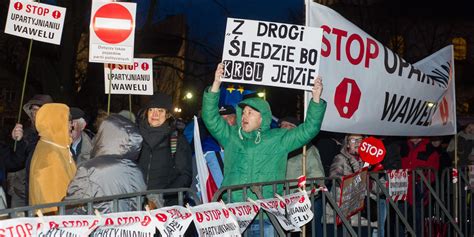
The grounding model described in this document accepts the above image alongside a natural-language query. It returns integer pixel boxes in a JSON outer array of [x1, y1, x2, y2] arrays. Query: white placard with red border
[[306, 3, 456, 136], [226, 202, 260, 234], [38, 215, 100, 237], [284, 191, 313, 228], [5, 0, 66, 45], [0, 217, 38, 237], [190, 202, 240, 237], [387, 169, 408, 202], [91, 211, 155, 237], [89, 0, 136, 64], [255, 197, 300, 232], [150, 206, 193, 237], [103, 58, 153, 95], [221, 18, 323, 91]]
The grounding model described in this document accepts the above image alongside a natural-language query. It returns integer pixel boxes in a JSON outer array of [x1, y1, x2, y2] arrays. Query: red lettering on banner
[[320, 25, 379, 68], [203, 210, 221, 221], [155, 213, 167, 222]]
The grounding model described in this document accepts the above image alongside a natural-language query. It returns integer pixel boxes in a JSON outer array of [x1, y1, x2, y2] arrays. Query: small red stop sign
[[93, 3, 133, 44], [358, 137, 386, 165]]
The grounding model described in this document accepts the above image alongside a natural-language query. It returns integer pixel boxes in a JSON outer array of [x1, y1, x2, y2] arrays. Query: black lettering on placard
[[300, 48, 318, 66], [271, 65, 315, 86], [223, 60, 264, 82], [228, 40, 296, 62], [231, 19, 244, 35], [232, 61, 244, 79], [244, 62, 254, 81], [257, 22, 305, 41]]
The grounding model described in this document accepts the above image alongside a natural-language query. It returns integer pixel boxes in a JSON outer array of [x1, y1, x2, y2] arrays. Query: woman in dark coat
[[138, 93, 192, 207]]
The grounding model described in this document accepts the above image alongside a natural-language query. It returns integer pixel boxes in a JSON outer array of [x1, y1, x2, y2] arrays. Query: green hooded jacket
[[202, 89, 326, 201]]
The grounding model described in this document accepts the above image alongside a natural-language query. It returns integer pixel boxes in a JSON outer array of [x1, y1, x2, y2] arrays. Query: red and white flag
[[193, 116, 219, 203]]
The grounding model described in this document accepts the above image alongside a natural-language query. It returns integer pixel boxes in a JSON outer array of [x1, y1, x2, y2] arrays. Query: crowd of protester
[[0, 64, 472, 236]]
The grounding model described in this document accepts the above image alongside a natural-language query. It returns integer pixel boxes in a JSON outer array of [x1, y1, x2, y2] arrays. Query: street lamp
[[174, 107, 182, 113], [184, 92, 193, 100]]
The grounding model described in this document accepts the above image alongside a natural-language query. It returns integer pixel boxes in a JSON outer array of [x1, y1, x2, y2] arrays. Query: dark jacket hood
[[91, 114, 143, 160]]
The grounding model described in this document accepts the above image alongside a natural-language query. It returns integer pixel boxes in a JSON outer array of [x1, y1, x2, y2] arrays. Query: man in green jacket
[[202, 64, 326, 202]]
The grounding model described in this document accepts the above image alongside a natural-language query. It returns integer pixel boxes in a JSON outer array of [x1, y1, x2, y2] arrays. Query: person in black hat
[[218, 105, 236, 126], [69, 107, 93, 166], [137, 92, 192, 207]]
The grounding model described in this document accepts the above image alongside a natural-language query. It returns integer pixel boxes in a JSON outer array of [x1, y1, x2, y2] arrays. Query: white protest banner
[[337, 167, 367, 225], [283, 191, 313, 228], [103, 58, 153, 95], [222, 18, 323, 91], [5, 0, 66, 45], [226, 202, 260, 234], [387, 169, 408, 202], [306, 2, 456, 136], [190, 202, 240, 237], [0, 217, 38, 237], [255, 197, 300, 232], [413, 45, 456, 132], [150, 206, 193, 237], [91, 211, 155, 237], [89, 0, 136, 64], [38, 215, 100, 237]]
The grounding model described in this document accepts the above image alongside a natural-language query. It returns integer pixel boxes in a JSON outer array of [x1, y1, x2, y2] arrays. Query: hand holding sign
[[312, 76, 323, 103], [211, 63, 224, 93]]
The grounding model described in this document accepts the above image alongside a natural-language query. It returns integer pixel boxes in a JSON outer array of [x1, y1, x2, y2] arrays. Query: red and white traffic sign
[[89, 0, 136, 64], [4, 0, 66, 45], [358, 136, 386, 165]]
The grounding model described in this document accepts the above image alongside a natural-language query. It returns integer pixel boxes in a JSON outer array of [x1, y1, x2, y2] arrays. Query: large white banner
[[222, 18, 323, 91], [190, 202, 240, 237], [307, 3, 456, 136], [104, 58, 154, 95], [38, 215, 100, 237], [5, 0, 66, 45]]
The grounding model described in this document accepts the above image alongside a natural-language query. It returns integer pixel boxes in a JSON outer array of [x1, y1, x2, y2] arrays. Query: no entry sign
[[89, 0, 136, 64], [4, 0, 66, 45]]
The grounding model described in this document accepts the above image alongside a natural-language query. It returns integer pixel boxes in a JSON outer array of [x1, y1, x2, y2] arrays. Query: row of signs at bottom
[[0, 191, 313, 237]]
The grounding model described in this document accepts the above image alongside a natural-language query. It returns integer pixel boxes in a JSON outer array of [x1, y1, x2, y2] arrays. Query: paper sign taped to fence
[[150, 206, 193, 237], [190, 202, 240, 237], [387, 169, 408, 201], [284, 191, 314, 227], [103, 58, 153, 95], [337, 167, 368, 225], [0, 217, 39, 237], [256, 197, 300, 232], [226, 202, 260, 234], [38, 215, 100, 237], [5, 0, 66, 45], [222, 18, 323, 91], [91, 211, 155, 237]]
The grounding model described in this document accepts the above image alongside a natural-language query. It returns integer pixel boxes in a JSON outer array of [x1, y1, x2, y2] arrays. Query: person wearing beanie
[[137, 92, 192, 207]]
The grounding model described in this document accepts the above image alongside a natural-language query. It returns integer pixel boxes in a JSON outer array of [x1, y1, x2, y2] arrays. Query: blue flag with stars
[[219, 84, 254, 108]]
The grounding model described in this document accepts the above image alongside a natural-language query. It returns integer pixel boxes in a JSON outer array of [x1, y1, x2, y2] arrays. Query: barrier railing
[[0, 167, 471, 237], [0, 188, 199, 218]]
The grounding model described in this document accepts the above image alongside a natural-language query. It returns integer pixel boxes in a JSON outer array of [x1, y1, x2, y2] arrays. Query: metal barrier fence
[[211, 167, 471, 237], [0, 188, 200, 218], [0, 167, 471, 237]]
